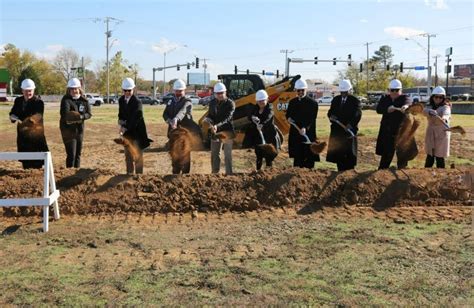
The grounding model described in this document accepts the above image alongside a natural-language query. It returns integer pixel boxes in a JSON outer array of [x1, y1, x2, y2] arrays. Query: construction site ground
[[0, 103, 472, 305]]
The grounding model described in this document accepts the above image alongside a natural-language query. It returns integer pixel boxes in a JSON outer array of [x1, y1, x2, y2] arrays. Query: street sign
[[445, 47, 453, 56], [77, 67, 84, 78], [414, 66, 426, 70], [290, 58, 303, 63]]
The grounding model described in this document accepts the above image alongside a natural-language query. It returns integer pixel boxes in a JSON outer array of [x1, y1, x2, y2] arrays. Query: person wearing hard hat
[[375, 79, 411, 169], [326, 80, 362, 171], [9, 79, 49, 169], [163, 79, 201, 134], [59, 78, 91, 168], [423, 86, 451, 168], [118, 77, 153, 174], [204, 82, 235, 175], [243, 89, 282, 170], [285, 78, 320, 168]]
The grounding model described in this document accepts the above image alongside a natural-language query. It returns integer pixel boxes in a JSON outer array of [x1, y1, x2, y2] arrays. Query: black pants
[[378, 150, 407, 170], [125, 142, 143, 174], [255, 147, 274, 170], [425, 155, 445, 168], [293, 146, 315, 169], [61, 130, 83, 168], [337, 159, 355, 171]]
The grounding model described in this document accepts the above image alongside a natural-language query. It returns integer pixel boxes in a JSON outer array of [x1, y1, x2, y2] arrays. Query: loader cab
[[218, 74, 265, 101]]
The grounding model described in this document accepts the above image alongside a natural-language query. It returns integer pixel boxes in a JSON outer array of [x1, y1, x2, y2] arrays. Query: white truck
[[85, 93, 104, 106]]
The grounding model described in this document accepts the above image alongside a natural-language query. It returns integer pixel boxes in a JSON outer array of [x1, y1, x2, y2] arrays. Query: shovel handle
[[331, 119, 355, 138], [289, 121, 312, 144], [256, 126, 267, 145]]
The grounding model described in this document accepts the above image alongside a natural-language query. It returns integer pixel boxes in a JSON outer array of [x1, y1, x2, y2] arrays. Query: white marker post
[[0, 152, 60, 232]]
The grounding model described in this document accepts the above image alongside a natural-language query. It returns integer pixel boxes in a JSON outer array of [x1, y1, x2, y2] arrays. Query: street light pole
[[280, 49, 294, 77], [422, 33, 436, 96]]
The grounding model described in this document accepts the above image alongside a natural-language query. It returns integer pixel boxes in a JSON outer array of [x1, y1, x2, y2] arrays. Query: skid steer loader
[[198, 74, 302, 147]]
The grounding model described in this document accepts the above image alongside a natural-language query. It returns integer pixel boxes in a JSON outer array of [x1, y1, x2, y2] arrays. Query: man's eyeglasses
[[389, 89, 400, 93], [123, 89, 132, 93], [296, 89, 305, 93]]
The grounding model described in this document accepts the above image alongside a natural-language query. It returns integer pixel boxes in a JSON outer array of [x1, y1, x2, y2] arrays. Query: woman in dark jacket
[[59, 78, 91, 168], [9, 79, 49, 169], [118, 78, 152, 174], [244, 90, 281, 170]]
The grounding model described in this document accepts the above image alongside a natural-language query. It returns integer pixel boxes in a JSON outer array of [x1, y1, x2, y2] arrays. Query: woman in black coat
[[118, 78, 152, 174], [9, 79, 49, 169], [326, 81, 362, 171], [243, 90, 281, 170], [59, 78, 92, 168]]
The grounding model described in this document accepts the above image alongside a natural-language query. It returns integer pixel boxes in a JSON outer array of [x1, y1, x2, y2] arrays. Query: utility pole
[[421, 33, 436, 96], [202, 58, 210, 85], [365, 42, 372, 92], [81, 56, 86, 93], [433, 55, 440, 86], [280, 49, 294, 77], [102, 17, 123, 100]]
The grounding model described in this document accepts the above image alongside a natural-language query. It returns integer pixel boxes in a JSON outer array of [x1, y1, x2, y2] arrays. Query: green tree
[[371, 45, 394, 67]]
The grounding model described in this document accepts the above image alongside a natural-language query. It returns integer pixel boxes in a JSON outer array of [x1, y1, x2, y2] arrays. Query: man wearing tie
[[326, 80, 362, 171]]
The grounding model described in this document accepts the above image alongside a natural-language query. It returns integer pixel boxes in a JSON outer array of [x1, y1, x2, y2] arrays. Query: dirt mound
[[0, 167, 471, 218]]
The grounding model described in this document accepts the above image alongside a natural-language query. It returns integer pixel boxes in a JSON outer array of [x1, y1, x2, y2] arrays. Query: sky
[[1, 0, 473, 84]]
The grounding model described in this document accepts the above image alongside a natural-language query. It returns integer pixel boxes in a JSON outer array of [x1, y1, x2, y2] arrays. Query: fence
[[0, 152, 60, 232]]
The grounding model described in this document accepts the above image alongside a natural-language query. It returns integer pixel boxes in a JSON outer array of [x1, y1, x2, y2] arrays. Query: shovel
[[255, 124, 278, 157], [288, 119, 327, 154], [434, 115, 466, 135], [330, 118, 355, 138]]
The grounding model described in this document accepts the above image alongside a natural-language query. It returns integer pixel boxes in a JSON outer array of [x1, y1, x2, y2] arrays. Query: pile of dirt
[[0, 167, 471, 218]]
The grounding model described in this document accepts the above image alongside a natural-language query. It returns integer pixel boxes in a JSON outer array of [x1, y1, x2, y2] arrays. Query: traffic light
[[446, 57, 452, 73], [195, 57, 199, 69], [177, 64, 180, 71], [359, 63, 363, 73], [187, 63, 190, 69], [234, 65, 237, 74], [371, 66, 375, 72], [276, 70, 279, 78], [386, 65, 390, 71], [400, 62, 403, 72], [246, 69, 249, 74], [262, 70, 265, 75], [314, 57, 318, 65], [348, 54, 352, 66], [333, 58, 337, 65]]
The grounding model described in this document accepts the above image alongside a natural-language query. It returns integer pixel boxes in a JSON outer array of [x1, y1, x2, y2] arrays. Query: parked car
[[137, 95, 160, 105], [318, 96, 333, 105], [459, 93, 471, 101], [161, 93, 174, 105], [85, 93, 103, 106], [103, 95, 118, 104], [199, 95, 213, 106], [187, 95, 200, 105]]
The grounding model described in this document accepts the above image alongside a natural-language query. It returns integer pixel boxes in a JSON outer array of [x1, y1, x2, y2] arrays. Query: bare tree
[[52, 48, 81, 81]]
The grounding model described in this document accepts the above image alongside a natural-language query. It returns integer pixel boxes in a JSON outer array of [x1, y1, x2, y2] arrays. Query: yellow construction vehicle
[[198, 74, 302, 146]]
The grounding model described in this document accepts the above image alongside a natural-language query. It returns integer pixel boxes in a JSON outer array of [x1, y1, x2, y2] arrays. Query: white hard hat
[[338, 79, 352, 92], [21, 79, 36, 90], [67, 78, 82, 88], [389, 79, 402, 89], [255, 89, 268, 101], [213, 82, 226, 93], [121, 77, 135, 90], [432, 86, 446, 96], [173, 79, 186, 91], [295, 79, 308, 90]]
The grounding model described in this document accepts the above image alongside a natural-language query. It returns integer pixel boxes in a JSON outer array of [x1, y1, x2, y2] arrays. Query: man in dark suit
[[326, 80, 362, 171], [118, 78, 152, 174]]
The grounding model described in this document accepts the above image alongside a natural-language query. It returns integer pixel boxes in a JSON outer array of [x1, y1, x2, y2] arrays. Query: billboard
[[187, 72, 210, 86], [454, 64, 474, 78]]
